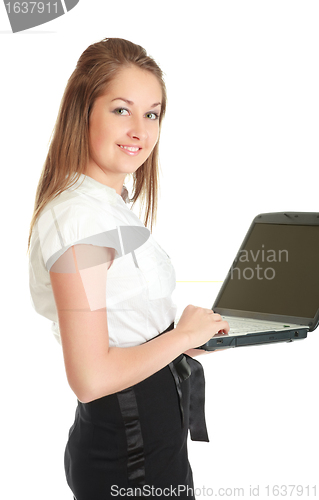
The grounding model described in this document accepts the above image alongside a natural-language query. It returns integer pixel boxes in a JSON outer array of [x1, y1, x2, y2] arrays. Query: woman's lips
[[118, 144, 142, 156]]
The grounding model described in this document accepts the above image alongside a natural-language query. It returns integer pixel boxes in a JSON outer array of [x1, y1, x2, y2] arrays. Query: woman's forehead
[[102, 65, 162, 102]]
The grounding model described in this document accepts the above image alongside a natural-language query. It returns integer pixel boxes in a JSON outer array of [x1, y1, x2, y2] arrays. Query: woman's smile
[[117, 144, 142, 155]]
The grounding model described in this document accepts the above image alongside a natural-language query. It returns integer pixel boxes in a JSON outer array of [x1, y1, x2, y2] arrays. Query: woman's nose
[[127, 117, 148, 141]]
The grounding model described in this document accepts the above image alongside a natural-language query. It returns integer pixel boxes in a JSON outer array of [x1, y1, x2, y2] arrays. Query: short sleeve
[[37, 198, 121, 272], [49, 244, 115, 311], [50, 245, 115, 273]]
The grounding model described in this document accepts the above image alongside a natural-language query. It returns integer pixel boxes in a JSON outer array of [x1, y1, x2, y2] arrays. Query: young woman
[[28, 38, 229, 499]]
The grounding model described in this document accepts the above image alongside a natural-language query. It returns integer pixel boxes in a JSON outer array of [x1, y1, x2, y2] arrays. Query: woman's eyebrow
[[111, 97, 161, 108]]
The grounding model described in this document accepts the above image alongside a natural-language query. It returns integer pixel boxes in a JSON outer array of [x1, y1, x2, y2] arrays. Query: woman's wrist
[[168, 324, 192, 353]]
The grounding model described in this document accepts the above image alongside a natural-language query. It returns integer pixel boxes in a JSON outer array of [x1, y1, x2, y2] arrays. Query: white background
[[1, 1, 318, 499]]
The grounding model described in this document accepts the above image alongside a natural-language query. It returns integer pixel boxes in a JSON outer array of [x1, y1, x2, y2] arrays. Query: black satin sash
[[165, 322, 209, 442], [116, 321, 209, 488], [117, 388, 146, 488], [183, 354, 209, 442]]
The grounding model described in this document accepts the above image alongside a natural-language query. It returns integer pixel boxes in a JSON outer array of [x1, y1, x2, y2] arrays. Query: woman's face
[[86, 65, 162, 191]]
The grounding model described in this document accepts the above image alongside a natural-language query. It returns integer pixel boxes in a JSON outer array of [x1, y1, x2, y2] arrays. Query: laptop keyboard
[[223, 316, 296, 336]]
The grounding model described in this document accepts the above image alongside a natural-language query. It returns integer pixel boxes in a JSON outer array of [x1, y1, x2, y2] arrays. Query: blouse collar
[[71, 174, 127, 205]]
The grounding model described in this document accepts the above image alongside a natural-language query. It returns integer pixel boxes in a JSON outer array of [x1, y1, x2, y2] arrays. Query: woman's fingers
[[214, 321, 230, 336]]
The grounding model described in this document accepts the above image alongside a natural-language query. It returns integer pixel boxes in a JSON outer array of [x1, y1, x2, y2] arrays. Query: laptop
[[199, 212, 319, 350]]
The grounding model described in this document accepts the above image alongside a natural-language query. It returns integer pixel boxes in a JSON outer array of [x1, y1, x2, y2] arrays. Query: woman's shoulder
[[40, 187, 101, 217], [38, 186, 118, 227], [36, 189, 119, 272]]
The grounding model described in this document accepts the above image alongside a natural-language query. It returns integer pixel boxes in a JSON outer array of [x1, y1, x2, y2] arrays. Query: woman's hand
[[175, 304, 230, 349]]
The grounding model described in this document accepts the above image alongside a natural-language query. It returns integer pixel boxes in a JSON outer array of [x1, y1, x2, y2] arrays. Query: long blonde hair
[[27, 38, 167, 252]]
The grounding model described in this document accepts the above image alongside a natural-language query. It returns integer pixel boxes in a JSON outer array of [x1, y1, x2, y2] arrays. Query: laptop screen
[[214, 222, 319, 321]]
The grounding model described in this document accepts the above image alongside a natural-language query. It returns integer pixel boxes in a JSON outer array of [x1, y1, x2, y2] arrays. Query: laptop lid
[[213, 212, 319, 332]]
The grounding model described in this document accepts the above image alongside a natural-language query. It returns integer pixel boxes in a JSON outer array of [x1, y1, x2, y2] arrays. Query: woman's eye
[[146, 112, 159, 120], [114, 108, 129, 116]]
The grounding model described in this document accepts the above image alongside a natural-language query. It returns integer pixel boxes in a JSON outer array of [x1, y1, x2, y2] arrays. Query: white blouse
[[29, 174, 178, 347]]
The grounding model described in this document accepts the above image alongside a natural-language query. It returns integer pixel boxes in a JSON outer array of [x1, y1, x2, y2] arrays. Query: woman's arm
[[184, 347, 227, 357], [184, 348, 210, 357], [50, 244, 229, 403]]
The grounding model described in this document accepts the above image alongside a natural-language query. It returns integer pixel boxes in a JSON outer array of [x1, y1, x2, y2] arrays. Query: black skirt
[[64, 323, 208, 499]]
